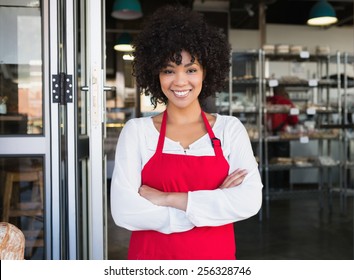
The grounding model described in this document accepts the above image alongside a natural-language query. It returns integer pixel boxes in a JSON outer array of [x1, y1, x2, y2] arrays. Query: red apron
[[128, 110, 236, 260]]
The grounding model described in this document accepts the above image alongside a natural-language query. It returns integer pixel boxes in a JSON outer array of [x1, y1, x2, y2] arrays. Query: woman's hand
[[219, 168, 248, 189], [139, 185, 188, 211], [139, 185, 167, 206]]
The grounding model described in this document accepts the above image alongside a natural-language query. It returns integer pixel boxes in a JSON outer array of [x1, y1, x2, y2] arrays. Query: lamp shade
[[123, 54, 134, 61], [111, 0, 143, 20], [114, 33, 134, 52], [307, 0, 338, 26]]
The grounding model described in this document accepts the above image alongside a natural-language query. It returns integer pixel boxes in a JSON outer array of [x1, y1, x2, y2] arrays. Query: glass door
[[0, 0, 108, 260], [48, 0, 108, 259], [0, 0, 51, 259]]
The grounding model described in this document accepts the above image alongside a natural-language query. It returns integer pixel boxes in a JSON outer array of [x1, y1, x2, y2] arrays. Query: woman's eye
[[187, 68, 197, 73], [162, 69, 173, 74]]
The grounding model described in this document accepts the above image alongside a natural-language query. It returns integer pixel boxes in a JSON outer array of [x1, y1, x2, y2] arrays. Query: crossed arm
[[139, 168, 248, 211]]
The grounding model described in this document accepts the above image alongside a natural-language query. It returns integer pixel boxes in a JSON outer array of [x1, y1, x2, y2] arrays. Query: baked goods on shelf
[[269, 157, 292, 165], [269, 156, 317, 167], [279, 129, 340, 140]]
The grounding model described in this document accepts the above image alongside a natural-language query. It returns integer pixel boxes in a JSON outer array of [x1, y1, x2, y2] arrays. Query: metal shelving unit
[[338, 53, 354, 211], [219, 49, 354, 218]]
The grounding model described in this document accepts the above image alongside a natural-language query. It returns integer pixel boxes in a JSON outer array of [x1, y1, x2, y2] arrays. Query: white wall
[[229, 24, 354, 54]]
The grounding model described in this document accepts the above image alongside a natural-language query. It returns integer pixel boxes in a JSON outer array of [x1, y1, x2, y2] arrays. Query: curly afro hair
[[132, 5, 231, 108]]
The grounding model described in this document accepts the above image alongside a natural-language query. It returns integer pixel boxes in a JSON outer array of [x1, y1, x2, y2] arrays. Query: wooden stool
[[2, 168, 44, 257]]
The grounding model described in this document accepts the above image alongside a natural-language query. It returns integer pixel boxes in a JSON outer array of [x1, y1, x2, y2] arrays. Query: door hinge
[[52, 73, 73, 104]]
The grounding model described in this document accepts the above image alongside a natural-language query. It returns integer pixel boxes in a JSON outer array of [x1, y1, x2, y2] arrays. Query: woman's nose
[[174, 71, 187, 85]]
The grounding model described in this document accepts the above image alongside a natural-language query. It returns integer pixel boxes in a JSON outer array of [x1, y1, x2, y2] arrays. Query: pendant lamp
[[307, 0, 338, 26], [123, 54, 134, 61], [111, 0, 143, 20], [114, 33, 134, 52]]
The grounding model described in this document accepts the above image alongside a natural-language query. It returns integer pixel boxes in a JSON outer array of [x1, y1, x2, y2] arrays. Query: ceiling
[[106, 0, 354, 31], [230, 0, 353, 29]]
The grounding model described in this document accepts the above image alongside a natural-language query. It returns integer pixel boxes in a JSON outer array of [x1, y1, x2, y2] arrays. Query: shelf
[[266, 134, 340, 142], [268, 79, 337, 88], [264, 52, 331, 62], [267, 164, 319, 170], [267, 163, 341, 170], [225, 50, 353, 218], [265, 107, 339, 114], [267, 156, 340, 171], [231, 78, 338, 88], [231, 108, 258, 113]]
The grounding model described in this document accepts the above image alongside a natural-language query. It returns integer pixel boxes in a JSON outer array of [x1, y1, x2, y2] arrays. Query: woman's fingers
[[219, 169, 248, 189]]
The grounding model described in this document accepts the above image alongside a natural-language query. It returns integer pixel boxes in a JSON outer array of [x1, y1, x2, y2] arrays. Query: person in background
[[266, 86, 299, 189], [267, 86, 299, 135], [110, 5, 263, 260]]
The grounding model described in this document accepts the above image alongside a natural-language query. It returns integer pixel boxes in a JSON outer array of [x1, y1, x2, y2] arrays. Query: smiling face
[[159, 50, 204, 110]]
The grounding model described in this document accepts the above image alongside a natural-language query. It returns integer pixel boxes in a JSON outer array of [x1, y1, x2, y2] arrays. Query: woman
[[110, 5, 263, 260]]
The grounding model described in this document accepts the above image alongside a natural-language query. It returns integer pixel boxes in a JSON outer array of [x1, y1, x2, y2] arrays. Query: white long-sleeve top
[[110, 114, 263, 234]]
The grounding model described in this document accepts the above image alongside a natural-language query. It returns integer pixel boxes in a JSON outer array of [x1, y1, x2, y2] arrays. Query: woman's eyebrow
[[163, 61, 198, 68], [184, 62, 195, 67]]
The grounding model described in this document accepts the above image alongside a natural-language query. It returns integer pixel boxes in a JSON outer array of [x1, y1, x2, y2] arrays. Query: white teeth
[[173, 90, 189, 97]]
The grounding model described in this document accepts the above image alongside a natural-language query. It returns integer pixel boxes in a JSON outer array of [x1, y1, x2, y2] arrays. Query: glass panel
[[76, 0, 89, 259], [77, 0, 87, 137], [0, 1, 43, 135], [0, 156, 45, 260]]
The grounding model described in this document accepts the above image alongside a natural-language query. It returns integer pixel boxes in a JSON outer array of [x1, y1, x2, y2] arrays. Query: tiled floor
[[107, 188, 354, 260]]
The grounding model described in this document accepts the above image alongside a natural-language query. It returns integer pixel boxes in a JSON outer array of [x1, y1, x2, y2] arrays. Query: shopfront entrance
[[0, 0, 108, 259]]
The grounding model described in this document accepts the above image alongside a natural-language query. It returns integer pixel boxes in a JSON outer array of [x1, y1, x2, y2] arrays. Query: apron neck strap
[[201, 111, 215, 139], [201, 111, 222, 156], [156, 110, 168, 153]]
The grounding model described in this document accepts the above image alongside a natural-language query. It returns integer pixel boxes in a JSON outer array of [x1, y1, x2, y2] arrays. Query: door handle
[[80, 86, 116, 91], [103, 86, 116, 92]]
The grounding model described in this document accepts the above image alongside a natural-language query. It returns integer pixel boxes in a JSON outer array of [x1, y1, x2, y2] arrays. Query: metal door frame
[[0, 0, 53, 259], [85, 0, 107, 260], [48, 0, 107, 259]]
